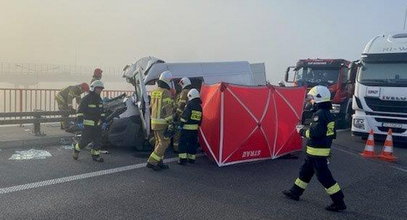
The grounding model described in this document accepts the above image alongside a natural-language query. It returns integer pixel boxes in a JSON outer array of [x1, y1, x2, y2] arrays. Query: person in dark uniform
[[173, 77, 193, 152], [73, 80, 106, 162], [177, 89, 202, 165], [282, 85, 347, 212]]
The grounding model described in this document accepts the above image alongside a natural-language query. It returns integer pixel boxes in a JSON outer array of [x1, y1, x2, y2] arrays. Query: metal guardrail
[[0, 110, 75, 136], [0, 88, 133, 113], [0, 88, 133, 136]]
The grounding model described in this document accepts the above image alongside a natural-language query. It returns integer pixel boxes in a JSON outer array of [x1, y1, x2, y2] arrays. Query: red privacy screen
[[199, 83, 306, 167]]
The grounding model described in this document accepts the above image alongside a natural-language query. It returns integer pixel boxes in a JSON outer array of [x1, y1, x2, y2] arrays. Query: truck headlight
[[353, 118, 365, 129], [331, 104, 341, 114]]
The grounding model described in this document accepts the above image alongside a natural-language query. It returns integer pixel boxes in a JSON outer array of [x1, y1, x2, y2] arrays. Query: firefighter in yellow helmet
[[177, 88, 202, 165], [55, 83, 89, 129], [282, 85, 346, 212], [173, 77, 193, 152], [146, 71, 175, 171], [73, 80, 106, 162]]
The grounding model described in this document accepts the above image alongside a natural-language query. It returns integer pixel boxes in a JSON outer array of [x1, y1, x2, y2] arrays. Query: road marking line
[[336, 129, 350, 133], [0, 157, 180, 195], [333, 146, 407, 173]]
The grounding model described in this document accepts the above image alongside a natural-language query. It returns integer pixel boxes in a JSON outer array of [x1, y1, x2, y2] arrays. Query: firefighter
[[73, 80, 106, 162], [173, 77, 193, 152], [91, 68, 103, 84], [146, 71, 175, 171], [282, 85, 347, 212], [55, 83, 89, 129], [177, 89, 202, 165]]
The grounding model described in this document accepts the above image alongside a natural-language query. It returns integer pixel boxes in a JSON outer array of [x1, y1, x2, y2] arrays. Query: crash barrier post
[[0, 110, 76, 136]]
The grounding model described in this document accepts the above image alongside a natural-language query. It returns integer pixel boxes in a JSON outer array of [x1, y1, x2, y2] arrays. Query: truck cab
[[285, 59, 355, 128], [352, 33, 407, 141]]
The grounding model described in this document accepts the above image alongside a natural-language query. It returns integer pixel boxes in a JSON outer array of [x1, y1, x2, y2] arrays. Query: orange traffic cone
[[379, 129, 397, 162], [360, 129, 376, 158]]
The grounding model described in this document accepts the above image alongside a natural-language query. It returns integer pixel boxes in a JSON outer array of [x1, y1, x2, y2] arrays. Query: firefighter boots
[[325, 202, 347, 212], [146, 162, 162, 171], [72, 150, 79, 160], [282, 190, 300, 201], [178, 158, 187, 165], [92, 155, 104, 162]]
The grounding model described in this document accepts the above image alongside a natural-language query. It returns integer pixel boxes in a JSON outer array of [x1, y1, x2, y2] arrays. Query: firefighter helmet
[[307, 85, 331, 103], [187, 88, 200, 101], [80, 83, 89, 92], [90, 80, 104, 91], [159, 71, 173, 88], [278, 80, 285, 87], [93, 68, 103, 78], [179, 77, 191, 89]]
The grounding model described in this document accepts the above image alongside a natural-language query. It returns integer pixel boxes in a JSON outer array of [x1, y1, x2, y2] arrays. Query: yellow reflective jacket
[[55, 85, 82, 106], [150, 87, 174, 130], [175, 88, 190, 120]]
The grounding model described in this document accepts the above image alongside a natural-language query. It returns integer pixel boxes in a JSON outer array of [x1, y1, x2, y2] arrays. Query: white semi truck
[[352, 33, 407, 141]]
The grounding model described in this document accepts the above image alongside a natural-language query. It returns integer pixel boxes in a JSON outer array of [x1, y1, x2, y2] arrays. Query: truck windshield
[[358, 62, 407, 87], [295, 67, 339, 86]]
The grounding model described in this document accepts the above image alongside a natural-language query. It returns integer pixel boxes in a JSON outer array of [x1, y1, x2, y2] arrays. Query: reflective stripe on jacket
[[77, 91, 105, 126], [301, 106, 336, 157], [150, 87, 174, 130], [180, 98, 202, 131]]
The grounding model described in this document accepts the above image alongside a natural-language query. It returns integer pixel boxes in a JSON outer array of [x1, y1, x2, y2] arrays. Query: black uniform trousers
[[290, 156, 344, 204], [178, 130, 199, 159], [77, 125, 102, 155]]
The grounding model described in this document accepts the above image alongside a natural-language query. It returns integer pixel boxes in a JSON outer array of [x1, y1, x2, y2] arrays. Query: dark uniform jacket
[[77, 91, 105, 126], [300, 102, 336, 157], [180, 98, 202, 130]]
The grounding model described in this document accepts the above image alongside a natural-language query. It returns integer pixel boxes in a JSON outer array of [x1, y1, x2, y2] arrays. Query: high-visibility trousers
[[289, 156, 345, 204], [147, 129, 171, 165], [75, 125, 102, 156], [178, 130, 199, 162]]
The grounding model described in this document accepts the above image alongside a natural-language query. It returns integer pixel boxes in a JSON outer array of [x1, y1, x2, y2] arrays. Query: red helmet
[[93, 68, 103, 78], [80, 83, 89, 92]]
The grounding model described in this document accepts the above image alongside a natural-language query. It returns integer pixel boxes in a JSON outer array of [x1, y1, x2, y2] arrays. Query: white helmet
[[307, 85, 331, 103], [179, 77, 191, 89], [90, 80, 104, 91], [159, 71, 173, 88], [278, 80, 285, 86], [187, 88, 200, 101]]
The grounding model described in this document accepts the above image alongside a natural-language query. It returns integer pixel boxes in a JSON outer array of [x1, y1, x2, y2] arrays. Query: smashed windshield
[[294, 67, 339, 86], [358, 62, 407, 87]]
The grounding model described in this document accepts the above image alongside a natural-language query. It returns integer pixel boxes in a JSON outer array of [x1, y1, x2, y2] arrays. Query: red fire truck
[[285, 59, 356, 128]]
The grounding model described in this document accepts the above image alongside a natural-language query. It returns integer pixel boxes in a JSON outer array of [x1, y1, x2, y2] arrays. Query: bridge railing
[[0, 88, 134, 113]]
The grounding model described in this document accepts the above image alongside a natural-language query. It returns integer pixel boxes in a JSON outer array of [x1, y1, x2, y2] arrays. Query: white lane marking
[[336, 129, 350, 133], [332, 146, 407, 173], [0, 156, 183, 195]]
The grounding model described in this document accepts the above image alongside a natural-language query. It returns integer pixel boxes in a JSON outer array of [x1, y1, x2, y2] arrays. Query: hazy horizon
[[1, 0, 406, 85]]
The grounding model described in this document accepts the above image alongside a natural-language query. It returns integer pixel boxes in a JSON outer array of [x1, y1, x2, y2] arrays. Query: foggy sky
[[0, 0, 406, 83]]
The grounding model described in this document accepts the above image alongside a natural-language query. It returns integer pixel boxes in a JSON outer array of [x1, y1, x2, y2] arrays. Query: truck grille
[[378, 127, 406, 133], [364, 97, 407, 113]]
